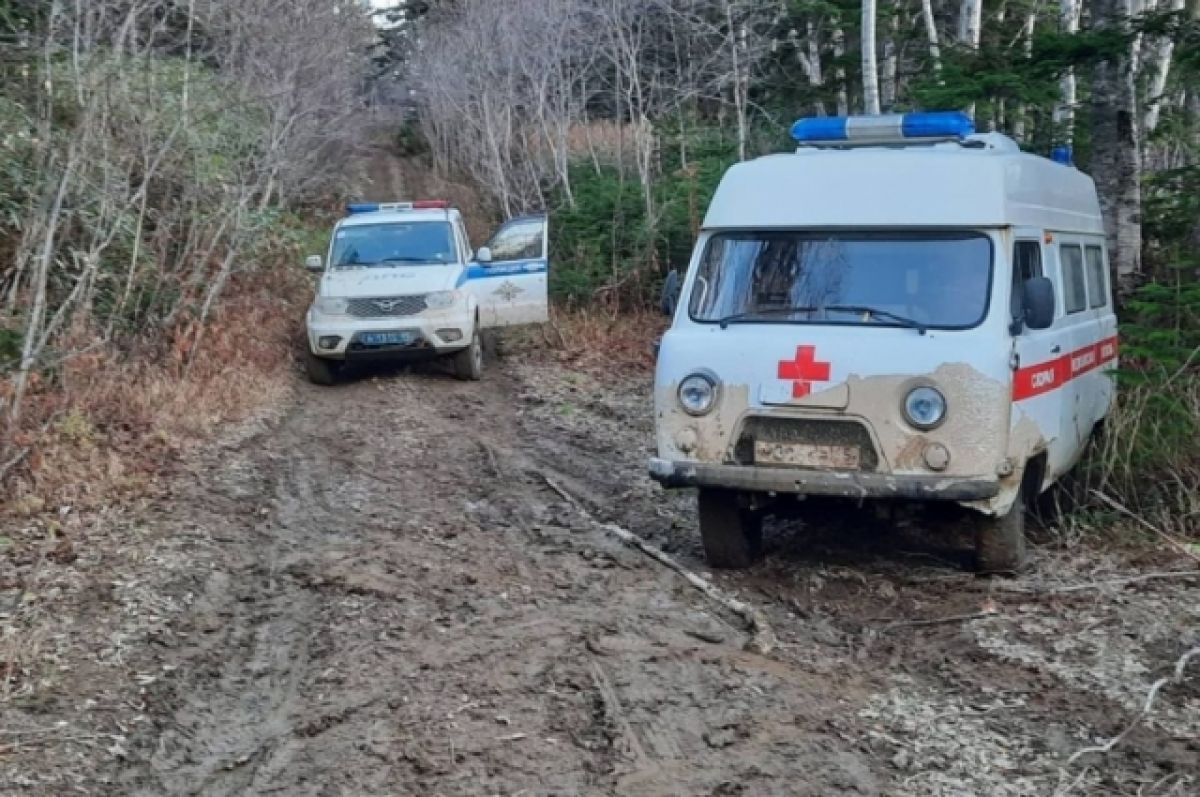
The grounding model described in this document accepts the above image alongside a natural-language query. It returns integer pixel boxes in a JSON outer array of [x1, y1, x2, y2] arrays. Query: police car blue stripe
[[455, 261, 549, 287]]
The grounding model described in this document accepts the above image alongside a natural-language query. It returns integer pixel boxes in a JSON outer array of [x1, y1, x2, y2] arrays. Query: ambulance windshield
[[689, 231, 992, 330]]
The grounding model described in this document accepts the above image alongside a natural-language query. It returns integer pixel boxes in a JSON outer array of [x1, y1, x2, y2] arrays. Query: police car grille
[[732, 417, 880, 471], [347, 295, 428, 318]]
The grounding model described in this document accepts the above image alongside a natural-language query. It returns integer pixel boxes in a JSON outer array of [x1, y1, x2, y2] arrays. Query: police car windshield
[[332, 222, 456, 268], [690, 231, 992, 330]]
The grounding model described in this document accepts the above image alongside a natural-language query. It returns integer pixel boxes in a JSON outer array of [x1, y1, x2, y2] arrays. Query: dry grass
[[506, 306, 667, 376], [1, 265, 307, 516]]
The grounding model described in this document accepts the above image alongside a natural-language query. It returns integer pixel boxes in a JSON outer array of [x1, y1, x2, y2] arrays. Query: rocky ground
[[1, 341, 1197, 796]]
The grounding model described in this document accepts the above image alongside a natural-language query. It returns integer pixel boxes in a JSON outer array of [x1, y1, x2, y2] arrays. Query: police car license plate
[[360, 331, 416, 346], [754, 441, 861, 469]]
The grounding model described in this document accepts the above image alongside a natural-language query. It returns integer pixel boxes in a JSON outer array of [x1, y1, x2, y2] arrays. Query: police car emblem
[[494, 281, 524, 302]]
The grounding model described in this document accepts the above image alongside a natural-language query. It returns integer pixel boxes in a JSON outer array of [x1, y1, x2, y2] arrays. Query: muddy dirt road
[[4, 348, 1198, 796]]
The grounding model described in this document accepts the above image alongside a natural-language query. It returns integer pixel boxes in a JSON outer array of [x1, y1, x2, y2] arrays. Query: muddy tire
[[697, 489, 763, 569], [974, 485, 1028, 574], [453, 329, 483, 381], [305, 351, 342, 386]]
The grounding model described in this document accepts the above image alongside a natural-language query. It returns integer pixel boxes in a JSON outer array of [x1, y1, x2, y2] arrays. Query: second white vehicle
[[304, 201, 549, 385]]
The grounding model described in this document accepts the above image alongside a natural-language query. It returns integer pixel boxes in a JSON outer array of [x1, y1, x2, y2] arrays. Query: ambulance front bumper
[[647, 458, 1000, 502]]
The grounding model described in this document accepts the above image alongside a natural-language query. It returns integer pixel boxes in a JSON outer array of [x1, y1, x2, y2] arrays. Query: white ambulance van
[[304, 201, 549, 385], [650, 112, 1118, 573]]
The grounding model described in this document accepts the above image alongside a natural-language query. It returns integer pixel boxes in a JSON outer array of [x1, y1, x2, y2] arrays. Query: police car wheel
[[697, 489, 763, 569], [453, 330, 484, 381], [974, 485, 1028, 575], [305, 351, 342, 386]]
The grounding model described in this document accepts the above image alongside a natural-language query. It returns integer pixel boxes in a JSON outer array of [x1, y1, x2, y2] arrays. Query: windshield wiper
[[821, 305, 928, 335], [717, 304, 928, 334], [718, 306, 821, 329], [378, 257, 441, 265]]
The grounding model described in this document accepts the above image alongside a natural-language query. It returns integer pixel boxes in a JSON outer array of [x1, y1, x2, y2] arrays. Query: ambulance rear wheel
[[697, 489, 763, 569], [974, 485, 1028, 575]]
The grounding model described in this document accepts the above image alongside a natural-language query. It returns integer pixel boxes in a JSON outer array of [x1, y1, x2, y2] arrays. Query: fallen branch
[[1090, 490, 1200, 565], [542, 474, 776, 654], [1058, 645, 1200, 793], [879, 610, 1000, 633]]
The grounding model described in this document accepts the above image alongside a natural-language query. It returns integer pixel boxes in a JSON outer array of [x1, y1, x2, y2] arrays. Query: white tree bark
[[958, 0, 983, 116], [861, 0, 881, 114], [920, 0, 943, 77], [1055, 0, 1083, 145], [1143, 0, 1186, 134]]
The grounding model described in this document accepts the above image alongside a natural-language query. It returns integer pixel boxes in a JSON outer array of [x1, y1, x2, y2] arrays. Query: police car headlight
[[316, 297, 348, 316], [903, 386, 947, 430], [678, 373, 719, 416], [425, 290, 461, 310]]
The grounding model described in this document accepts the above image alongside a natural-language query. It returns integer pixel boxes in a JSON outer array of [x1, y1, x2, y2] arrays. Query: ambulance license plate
[[754, 441, 861, 469]]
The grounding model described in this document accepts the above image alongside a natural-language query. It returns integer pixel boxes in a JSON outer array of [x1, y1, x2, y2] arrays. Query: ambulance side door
[[1056, 239, 1095, 461], [465, 215, 549, 328], [1009, 233, 1071, 483]]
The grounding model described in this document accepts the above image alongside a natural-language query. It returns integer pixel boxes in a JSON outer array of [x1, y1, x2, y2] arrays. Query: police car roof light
[[791, 111, 975, 146], [344, 200, 451, 216]]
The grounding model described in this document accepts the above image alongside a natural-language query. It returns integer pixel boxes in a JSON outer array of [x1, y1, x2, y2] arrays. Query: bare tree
[[862, 0, 881, 114]]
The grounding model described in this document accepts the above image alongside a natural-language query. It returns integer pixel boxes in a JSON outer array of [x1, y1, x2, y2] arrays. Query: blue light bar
[[791, 111, 975, 145], [346, 203, 380, 215], [1050, 145, 1074, 166]]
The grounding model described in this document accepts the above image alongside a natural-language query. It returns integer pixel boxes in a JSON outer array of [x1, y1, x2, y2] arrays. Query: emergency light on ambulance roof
[[790, 111, 975, 147], [344, 200, 451, 215]]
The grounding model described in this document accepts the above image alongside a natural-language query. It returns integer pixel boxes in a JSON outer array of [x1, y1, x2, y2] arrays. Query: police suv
[[304, 201, 549, 384], [651, 112, 1117, 573]]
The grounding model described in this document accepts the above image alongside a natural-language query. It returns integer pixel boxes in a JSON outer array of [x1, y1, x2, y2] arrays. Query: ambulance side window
[[1010, 241, 1044, 324], [1061, 244, 1087, 314], [1085, 246, 1108, 308]]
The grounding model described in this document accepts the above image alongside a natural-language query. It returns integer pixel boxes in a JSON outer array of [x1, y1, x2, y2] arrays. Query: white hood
[[319, 265, 463, 298]]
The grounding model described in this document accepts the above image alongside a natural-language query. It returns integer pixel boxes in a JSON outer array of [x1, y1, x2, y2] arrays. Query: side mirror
[[660, 269, 681, 316], [1022, 276, 1055, 330], [305, 255, 324, 273], [475, 246, 493, 264]]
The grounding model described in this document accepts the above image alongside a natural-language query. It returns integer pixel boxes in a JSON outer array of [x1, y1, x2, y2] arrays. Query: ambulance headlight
[[678, 373, 718, 416], [903, 386, 947, 430]]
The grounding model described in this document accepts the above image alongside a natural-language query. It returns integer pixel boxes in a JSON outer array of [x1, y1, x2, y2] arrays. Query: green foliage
[[548, 122, 739, 303]]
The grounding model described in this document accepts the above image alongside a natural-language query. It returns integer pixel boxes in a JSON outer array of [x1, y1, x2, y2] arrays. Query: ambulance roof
[[703, 132, 1104, 234]]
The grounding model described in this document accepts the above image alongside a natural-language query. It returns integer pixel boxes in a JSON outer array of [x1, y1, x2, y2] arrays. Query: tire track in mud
[[108, 359, 885, 796]]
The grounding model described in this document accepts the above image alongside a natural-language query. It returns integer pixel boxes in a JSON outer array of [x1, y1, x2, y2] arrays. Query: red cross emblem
[[778, 345, 831, 399]]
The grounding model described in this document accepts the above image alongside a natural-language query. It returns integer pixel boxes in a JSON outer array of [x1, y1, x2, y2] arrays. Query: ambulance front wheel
[[974, 485, 1028, 574], [697, 489, 763, 569]]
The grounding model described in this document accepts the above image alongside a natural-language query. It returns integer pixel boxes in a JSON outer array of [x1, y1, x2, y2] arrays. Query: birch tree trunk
[[920, 0, 943, 78], [1091, 0, 1143, 295], [958, 0, 983, 117], [1055, 0, 1083, 145], [1142, 0, 1186, 134], [861, 0, 881, 115]]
